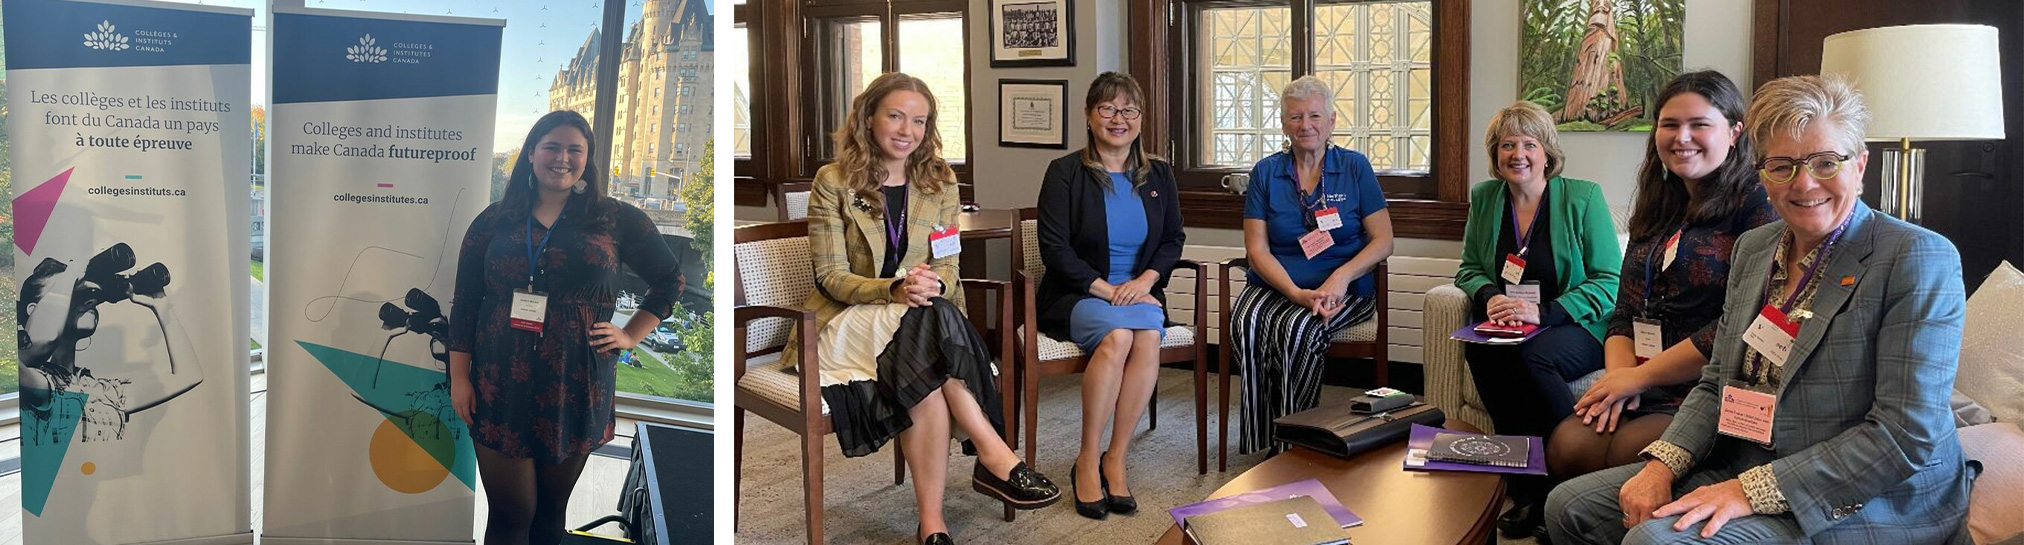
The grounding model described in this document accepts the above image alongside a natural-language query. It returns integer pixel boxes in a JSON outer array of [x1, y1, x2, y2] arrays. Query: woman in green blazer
[[1454, 101, 1622, 540]]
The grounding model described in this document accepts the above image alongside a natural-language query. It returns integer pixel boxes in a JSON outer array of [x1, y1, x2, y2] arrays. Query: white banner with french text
[[4, 0, 255, 544]]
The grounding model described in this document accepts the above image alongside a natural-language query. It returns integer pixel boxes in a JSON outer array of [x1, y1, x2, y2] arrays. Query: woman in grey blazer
[[1544, 74, 1975, 545]]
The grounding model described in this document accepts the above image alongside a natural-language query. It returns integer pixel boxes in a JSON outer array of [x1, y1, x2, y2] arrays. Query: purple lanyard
[[1507, 196, 1544, 258], [885, 190, 907, 252], [1746, 221, 1848, 381]]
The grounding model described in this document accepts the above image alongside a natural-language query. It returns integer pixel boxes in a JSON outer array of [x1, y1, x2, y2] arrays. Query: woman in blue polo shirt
[[1229, 75, 1394, 455]]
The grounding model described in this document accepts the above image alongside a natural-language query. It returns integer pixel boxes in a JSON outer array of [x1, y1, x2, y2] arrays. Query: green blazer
[[1453, 176, 1621, 342]]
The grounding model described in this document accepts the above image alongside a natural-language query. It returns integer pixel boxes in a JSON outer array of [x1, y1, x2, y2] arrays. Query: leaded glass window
[[1199, 1, 1432, 173]]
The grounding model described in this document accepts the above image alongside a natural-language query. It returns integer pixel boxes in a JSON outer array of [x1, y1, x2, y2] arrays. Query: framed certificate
[[998, 79, 1069, 149]]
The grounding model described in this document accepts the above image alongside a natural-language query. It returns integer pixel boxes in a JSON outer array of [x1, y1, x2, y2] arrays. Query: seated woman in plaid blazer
[[784, 72, 1061, 545]]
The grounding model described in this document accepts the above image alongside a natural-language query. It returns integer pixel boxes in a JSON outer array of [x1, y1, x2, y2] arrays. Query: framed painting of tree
[[1520, 0, 1684, 132]]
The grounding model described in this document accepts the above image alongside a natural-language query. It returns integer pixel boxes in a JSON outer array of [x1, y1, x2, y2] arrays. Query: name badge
[[1633, 320, 1663, 363], [1718, 385, 1777, 445], [1742, 304, 1802, 368], [1314, 206, 1344, 231], [1298, 229, 1334, 259], [510, 289, 548, 334], [929, 225, 962, 259], [1506, 283, 1541, 308], [1501, 254, 1527, 285]]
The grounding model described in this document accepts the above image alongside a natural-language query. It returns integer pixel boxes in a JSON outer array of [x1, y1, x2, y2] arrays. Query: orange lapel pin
[[1839, 275, 1855, 287]]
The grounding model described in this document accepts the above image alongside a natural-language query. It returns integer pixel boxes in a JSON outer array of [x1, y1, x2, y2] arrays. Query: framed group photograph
[[989, 0, 1075, 67], [998, 79, 1069, 149]]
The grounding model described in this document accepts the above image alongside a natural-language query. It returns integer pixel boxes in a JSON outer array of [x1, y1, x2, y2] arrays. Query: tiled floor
[[0, 371, 640, 544]]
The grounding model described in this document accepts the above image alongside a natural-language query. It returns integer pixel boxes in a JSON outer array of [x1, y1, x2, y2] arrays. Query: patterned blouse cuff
[[1640, 440, 1693, 477], [1739, 464, 1791, 514]]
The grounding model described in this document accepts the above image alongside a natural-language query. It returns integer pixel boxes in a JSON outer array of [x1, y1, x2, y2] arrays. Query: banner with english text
[[4, 0, 255, 544], [263, 6, 500, 545]]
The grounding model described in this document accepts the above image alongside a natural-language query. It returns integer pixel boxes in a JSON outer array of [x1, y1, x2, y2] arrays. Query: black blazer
[[1035, 152, 1186, 338]]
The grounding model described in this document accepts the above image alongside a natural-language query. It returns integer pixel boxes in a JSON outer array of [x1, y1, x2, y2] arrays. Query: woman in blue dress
[[1034, 72, 1186, 520]]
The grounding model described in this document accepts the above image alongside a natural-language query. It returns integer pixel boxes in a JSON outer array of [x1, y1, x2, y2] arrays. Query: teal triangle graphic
[[20, 387, 88, 517], [297, 341, 476, 490]]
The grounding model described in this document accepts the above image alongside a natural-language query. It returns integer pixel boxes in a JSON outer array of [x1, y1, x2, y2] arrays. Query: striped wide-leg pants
[[1230, 284, 1376, 454]]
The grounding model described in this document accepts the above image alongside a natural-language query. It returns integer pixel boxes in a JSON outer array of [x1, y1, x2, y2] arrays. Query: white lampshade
[[1820, 24, 2005, 141]]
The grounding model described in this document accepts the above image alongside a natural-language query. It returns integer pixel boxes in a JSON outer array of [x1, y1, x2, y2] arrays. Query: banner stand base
[[261, 536, 477, 545], [131, 531, 256, 545]]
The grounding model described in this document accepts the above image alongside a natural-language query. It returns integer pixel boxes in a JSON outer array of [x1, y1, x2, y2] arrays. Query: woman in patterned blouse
[[447, 110, 684, 545], [1546, 71, 1776, 483]]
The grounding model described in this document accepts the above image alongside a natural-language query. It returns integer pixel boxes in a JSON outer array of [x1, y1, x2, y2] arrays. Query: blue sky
[[179, 0, 707, 152]]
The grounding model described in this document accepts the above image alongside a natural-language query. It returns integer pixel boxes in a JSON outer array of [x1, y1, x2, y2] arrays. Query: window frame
[[1143, 0, 1469, 237]]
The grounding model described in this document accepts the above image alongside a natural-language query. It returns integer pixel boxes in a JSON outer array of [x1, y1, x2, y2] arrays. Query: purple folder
[[1402, 424, 1547, 475], [1449, 322, 1547, 345], [1169, 478, 1363, 529]]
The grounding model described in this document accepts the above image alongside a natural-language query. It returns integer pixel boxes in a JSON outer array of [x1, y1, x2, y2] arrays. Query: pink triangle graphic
[[15, 168, 74, 257]]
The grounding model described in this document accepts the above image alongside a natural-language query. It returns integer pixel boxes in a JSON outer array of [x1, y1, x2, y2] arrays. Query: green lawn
[[252, 339, 262, 350], [615, 347, 711, 403], [251, 260, 265, 281]]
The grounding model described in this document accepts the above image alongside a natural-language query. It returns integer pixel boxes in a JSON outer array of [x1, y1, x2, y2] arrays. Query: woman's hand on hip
[[590, 321, 641, 353], [450, 376, 475, 425]]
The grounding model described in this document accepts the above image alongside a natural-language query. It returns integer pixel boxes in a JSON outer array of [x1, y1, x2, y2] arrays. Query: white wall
[[967, 0, 1126, 209]]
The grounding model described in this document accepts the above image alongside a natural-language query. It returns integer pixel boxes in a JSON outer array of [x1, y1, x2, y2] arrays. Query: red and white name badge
[[1501, 254, 1527, 284], [510, 289, 548, 334], [929, 225, 962, 259], [1718, 385, 1777, 445], [1314, 206, 1344, 231], [1298, 229, 1333, 259], [1742, 304, 1802, 368]]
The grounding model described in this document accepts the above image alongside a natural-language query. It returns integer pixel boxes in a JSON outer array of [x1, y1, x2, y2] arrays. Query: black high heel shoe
[[1100, 452, 1138, 515], [917, 525, 954, 545], [1071, 462, 1109, 520]]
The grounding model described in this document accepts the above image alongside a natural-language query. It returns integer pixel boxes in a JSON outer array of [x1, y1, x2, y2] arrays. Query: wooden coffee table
[[1155, 420, 1505, 545]]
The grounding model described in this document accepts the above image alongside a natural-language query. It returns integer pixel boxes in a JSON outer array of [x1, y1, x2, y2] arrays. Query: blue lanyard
[[526, 212, 560, 289], [1642, 227, 1683, 318]]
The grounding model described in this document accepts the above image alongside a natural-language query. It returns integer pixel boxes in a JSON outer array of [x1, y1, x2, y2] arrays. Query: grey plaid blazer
[[1658, 204, 1973, 543]]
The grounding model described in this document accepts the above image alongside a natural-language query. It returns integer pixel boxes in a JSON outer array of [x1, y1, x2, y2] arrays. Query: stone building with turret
[[548, 0, 712, 203]]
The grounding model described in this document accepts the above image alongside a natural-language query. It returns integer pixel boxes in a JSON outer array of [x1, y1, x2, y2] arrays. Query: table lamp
[[1820, 24, 2005, 223]]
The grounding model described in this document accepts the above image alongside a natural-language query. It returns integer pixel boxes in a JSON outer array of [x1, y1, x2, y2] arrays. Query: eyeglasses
[[1095, 105, 1142, 120], [1758, 151, 1852, 184]]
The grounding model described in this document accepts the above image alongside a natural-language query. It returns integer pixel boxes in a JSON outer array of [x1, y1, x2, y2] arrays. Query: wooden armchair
[[731, 220, 1020, 544], [1009, 208, 1211, 476], [1215, 259, 1388, 471]]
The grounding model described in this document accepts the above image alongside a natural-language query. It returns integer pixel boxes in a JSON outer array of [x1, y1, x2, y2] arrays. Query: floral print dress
[[447, 195, 682, 463]]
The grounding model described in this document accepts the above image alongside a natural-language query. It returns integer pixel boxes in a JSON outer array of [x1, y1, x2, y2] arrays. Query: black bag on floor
[[1271, 399, 1445, 460]]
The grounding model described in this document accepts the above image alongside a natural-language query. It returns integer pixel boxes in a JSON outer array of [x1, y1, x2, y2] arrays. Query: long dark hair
[[501, 110, 616, 232], [1629, 70, 1756, 242], [1079, 71, 1163, 191]]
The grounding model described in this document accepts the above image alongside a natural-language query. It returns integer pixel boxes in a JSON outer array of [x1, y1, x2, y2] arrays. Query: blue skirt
[[1066, 297, 1167, 352]]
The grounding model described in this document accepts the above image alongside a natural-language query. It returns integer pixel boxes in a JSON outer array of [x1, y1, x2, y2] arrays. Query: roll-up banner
[[4, 0, 255, 543], [262, 6, 501, 545]]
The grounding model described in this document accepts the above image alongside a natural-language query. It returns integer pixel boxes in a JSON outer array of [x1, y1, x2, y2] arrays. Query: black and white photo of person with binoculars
[[17, 242, 204, 444]]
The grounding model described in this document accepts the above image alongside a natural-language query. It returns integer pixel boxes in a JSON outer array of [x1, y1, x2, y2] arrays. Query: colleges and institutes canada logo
[[84, 20, 130, 51], [347, 34, 388, 63]]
